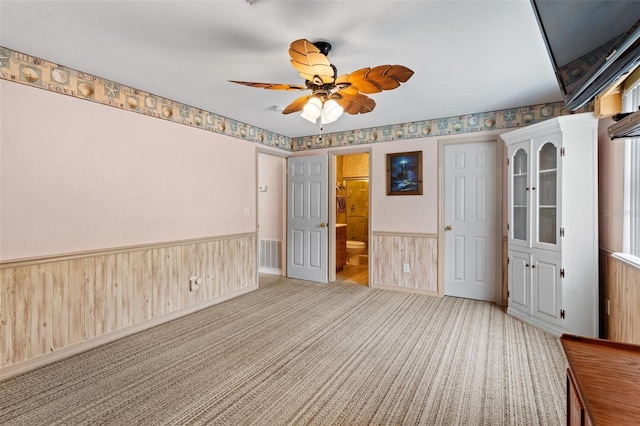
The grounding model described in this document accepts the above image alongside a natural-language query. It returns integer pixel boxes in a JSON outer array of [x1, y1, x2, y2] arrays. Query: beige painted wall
[[371, 139, 438, 233], [598, 117, 625, 252], [1, 81, 257, 261], [257, 152, 285, 242]]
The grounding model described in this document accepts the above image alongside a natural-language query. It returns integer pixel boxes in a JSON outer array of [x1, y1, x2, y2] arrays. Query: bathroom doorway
[[335, 152, 370, 285]]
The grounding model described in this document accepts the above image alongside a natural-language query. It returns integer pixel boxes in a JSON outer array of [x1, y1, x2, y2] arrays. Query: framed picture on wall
[[386, 151, 423, 195]]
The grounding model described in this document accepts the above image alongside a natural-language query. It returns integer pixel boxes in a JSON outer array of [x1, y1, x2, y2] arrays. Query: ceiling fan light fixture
[[300, 96, 322, 123], [320, 99, 344, 124], [230, 39, 413, 125]]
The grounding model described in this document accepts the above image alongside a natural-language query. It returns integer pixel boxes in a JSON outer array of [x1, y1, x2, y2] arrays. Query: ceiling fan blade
[[229, 80, 307, 91], [282, 95, 312, 114], [335, 65, 414, 94], [335, 93, 376, 115], [289, 39, 335, 84]]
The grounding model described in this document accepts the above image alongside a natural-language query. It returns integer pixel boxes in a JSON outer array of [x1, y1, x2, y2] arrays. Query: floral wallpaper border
[[1, 46, 590, 153]]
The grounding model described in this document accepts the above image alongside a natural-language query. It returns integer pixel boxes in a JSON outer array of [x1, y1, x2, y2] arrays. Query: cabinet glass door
[[512, 148, 528, 243], [537, 142, 557, 246]]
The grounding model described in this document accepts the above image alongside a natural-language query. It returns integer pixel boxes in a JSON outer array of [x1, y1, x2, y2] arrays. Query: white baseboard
[[259, 267, 283, 275], [0, 284, 258, 380]]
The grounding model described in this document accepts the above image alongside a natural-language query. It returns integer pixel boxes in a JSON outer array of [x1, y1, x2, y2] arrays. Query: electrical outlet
[[189, 276, 201, 291], [403, 263, 410, 273]]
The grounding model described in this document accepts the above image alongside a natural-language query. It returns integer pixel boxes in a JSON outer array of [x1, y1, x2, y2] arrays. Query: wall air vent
[[609, 110, 640, 139]]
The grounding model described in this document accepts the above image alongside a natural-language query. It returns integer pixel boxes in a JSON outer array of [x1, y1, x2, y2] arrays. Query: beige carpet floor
[[0, 277, 567, 425]]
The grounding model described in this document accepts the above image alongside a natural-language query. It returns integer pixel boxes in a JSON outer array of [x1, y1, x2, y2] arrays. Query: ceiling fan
[[229, 39, 414, 125]]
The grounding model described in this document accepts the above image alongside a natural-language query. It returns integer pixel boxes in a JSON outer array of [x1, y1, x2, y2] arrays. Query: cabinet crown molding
[[500, 112, 598, 143]]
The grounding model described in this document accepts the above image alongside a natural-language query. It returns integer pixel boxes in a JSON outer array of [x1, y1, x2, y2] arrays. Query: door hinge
[[560, 147, 566, 157], [560, 269, 565, 278], [507, 257, 510, 265], [560, 309, 565, 319], [507, 158, 510, 166], [507, 223, 510, 231], [560, 227, 565, 237], [507, 290, 510, 298]]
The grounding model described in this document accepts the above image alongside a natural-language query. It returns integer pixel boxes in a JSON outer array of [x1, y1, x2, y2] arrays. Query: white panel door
[[444, 142, 496, 301], [287, 155, 328, 282]]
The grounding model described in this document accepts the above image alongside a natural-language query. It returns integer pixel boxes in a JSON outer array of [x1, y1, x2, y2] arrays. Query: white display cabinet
[[502, 113, 598, 337]]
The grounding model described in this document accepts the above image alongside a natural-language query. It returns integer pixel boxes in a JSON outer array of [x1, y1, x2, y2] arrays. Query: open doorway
[[257, 151, 286, 280], [335, 152, 370, 285]]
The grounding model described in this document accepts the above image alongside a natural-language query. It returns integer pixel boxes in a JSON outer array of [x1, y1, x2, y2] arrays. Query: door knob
[[320, 223, 327, 228], [445, 225, 453, 231]]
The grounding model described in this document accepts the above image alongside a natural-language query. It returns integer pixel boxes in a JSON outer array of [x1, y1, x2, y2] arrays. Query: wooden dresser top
[[561, 334, 640, 425]]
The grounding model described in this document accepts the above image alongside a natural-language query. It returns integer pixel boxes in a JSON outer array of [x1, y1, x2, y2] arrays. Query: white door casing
[[444, 141, 496, 301], [287, 155, 329, 282]]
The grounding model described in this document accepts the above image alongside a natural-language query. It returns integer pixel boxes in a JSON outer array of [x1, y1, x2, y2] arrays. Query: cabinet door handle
[[532, 187, 536, 190], [525, 264, 530, 267], [531, 264, 536, 268]]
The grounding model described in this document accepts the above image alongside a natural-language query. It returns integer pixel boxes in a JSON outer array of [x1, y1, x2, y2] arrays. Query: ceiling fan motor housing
[[312, 41, 332, 56]]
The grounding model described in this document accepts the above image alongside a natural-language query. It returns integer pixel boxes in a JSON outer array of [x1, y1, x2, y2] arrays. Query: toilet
[[346, 240, 366, 265]]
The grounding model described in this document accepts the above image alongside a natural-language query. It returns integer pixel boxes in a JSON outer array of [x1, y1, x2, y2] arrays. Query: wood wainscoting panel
[[611, 258, 640, 344], [0, 233, 257, 372], [68, 259, 86, 346], [601, 250, 640, 345], [599, 249, 610, 339], [370, 232, 437, 295]]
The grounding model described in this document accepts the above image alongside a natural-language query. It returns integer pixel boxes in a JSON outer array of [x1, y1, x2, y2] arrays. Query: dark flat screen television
[[531, 0, 640, 110]]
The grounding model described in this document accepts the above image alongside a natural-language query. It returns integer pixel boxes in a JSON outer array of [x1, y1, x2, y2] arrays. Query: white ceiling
[[1, 0, 565, 138]]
